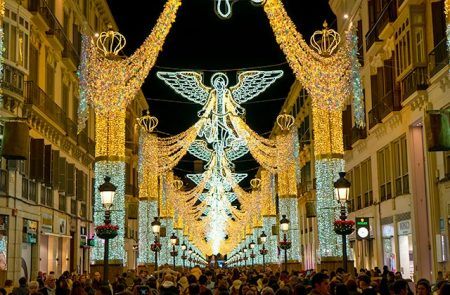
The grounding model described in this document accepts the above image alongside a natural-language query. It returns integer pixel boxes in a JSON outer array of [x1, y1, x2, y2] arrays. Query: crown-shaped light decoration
[[137, 110, 158, 133], [96, 25, 127, 57], [250, 178, 261, 190], [172, 179, 184, 190], [276, 113, 295, 131], [310, 21, 341, 56]]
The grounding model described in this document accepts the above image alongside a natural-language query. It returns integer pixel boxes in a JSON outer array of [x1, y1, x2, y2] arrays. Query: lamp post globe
[[334, 171, 352, 273], [151, 217, 161, 235]]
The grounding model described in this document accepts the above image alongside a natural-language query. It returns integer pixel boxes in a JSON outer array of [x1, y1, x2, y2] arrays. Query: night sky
[[107, 0, 336, 184]]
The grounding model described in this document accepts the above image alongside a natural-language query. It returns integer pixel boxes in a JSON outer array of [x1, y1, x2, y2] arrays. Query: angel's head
[[211, 73, 229, 90]]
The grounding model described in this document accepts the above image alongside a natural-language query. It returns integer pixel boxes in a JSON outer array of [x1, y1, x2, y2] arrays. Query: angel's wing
[[225, 144, 248, 161], [230, 70, 284, 104], [188, 140, 213, 162], [156, 71, 211, 105]]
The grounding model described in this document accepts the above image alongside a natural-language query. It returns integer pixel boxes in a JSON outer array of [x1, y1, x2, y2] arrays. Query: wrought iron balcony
[[25, 81, 67, 130], [428, 37, 449, 78], [1, 64, 25, 95], [62, 39, 80, 69], [400, 66, 428, 102], [365, 0, 397, 50], [29, 0, 65, 48], [351, 126, 367, 145], [368, 88, 401, 129]]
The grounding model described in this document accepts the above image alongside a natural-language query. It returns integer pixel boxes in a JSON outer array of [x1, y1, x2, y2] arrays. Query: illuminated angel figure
[[214, 0, 267, 19], [157, 70, 283, 152]]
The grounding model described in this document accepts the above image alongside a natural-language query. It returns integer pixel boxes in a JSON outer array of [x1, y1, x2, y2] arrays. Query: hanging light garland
[[0, 0, 5, 101]]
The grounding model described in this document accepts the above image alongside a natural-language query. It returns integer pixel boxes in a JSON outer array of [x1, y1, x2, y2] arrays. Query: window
[[348, 158, 373, 211], [46, 61, 55, 99], [395, 19, 412, 77], [378, 145, 392, 201], [2, 9, 30, 70], [347, 170, 354, 213], [354, 166, 362, 210], [393, 136, 409, 196], [62, 83, 69, 115]]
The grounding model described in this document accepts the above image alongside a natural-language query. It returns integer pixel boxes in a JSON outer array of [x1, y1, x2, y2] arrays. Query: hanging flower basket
[[95, 224, 119, 239], [181, 254, 187, 260], [279, 240, 292, 250], [151, 242, 162, 252], [170, 250, 178, 257], [334, 220, 355, 235], [250, 253, 256, 259], [259, 249, 268, 255]]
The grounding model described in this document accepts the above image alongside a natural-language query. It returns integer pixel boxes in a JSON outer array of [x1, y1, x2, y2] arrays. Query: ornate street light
[[98, 176, 117, 285], [249, 241, 256, 268], [170, 233, 178, 269], [334, 172, 352, 272], [188, 247, 193, 269], [279, 214, 290, 272], [260, 231, 267, 269], [181, 242, 187, 269], [150, 217, 161, 274]]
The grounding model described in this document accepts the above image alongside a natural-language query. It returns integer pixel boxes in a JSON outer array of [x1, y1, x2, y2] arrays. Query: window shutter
[[431, 1, 446, 46], [58, 157, 66, 192], [66, 163, 75, 196], [44, 145, 52, 186], [82, 173, 88, 202], [30, 139, 44, 181], [370, 75, 378, 106], [76, 169, 83, 201], [51, 150, 59, 188]]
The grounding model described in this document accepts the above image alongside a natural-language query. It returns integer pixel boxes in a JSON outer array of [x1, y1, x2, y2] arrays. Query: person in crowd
[[71, 282, 87, 295], [4, 280, 14, 295], [415, 279, 431, 295], [29, 281, 43, 295], [12, 278, 28, 295], [309, 273, 329, 295], [40, 275, 57, 295], [392, 280, 408, 295], [94, 286, 111, 295], [159, 274, 179, 295], [92, 273, 102, 291]]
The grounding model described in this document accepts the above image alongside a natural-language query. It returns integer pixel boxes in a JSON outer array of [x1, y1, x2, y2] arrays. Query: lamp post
[[98, 176, 117, 285], [188, 247, 193, 269], [181, 242, 187, 269], [249, 241, 255, 268], [280, 214, 290, 272], [170, 233, 178, 269], [243, 246, 248, 267], [334, 172, 351, 272], [151, 217, 161, 274], [260, 231, 267, 269]]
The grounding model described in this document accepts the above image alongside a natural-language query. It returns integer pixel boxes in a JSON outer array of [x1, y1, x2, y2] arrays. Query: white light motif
[[214, 0, 267, 19]]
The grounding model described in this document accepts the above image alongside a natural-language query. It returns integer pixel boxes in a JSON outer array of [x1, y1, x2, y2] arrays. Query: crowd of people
[[1, 265, 450, 295]]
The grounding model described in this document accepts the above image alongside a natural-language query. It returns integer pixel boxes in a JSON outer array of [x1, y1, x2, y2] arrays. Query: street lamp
[[181, 242, 187, 269], [170, 233, 178, 269], [188, 247, 193, 269], [243, 246, 248, 267], [334, 171, 351, 272], [150, 217, 161, 273], [260, 231, 267, 269], [249, 241, 256, 268], [98, 176, 116, 285], [280, 214, 290, 272]]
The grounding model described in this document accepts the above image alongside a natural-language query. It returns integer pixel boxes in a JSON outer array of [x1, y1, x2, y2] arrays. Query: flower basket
[[279, 241, 292, 250], [151, 242, 162, 252], [250, 253, 256, 259], [181, 254, 187, 260], [95, 224, 119, 239], [170, 250, 178, 257], [334, 220, 355, 235], [259, 249, 268, 255]]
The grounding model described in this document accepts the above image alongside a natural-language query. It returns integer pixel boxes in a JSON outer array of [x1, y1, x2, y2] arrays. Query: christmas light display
[[446, 0, 450, 67], [214, 0, 266, 19], [0, 0, 4, 101], [350, 31, 365, 128], [263, 0, 356, 258]]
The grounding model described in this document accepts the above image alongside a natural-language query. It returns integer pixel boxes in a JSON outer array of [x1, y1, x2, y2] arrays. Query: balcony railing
[[29, 0, 65, 47], [66, 118, 77, 141], [400, 66, 428, 102], [368, 88, 401, 129], [1, 64, 24, 95], [428, 37, 449, 78], [62, 39, 80, 67], [25, 81, 67, 130], [366, 0, 397, 50], [351, 126, 367, 145]]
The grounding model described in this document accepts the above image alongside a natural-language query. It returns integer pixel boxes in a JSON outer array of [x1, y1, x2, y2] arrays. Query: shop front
[[382, 223, 396, 272], [0, 215, 8, 283], [397, 219, 414, 280], [22, 219, 38, 280]]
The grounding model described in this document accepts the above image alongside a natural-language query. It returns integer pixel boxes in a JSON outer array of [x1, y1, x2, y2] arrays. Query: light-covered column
[[278, 197, 301, 263]]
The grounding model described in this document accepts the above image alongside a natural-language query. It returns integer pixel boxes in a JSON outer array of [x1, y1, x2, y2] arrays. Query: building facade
[[0, 0, 146, 283], [329, 0, 449, 281]]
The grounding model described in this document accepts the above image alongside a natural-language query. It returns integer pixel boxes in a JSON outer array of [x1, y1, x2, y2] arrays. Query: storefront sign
[[356, 217, 370, 240], [382, 224, 394, 238], [23, 219, 37, 244], [397, 220, 412, 235], [41, 214, 53, 233]]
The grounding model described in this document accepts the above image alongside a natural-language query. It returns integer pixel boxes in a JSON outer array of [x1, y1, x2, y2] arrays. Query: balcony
[[351, 126, 367, 145], [366, 0, 397, 51], [62, 39, 80, 71], [368, 88, 401, 129], [66, 118, 78, 142], [428, 38, 449, 78], [88, 138, 95, 156], [344, 133, 352, 151], [77, 131, 88, 151], [1, 64, 25, 96], [28, 0, 64, 50], [400, 66, 428, 102], [25, 81, 67, 130]]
